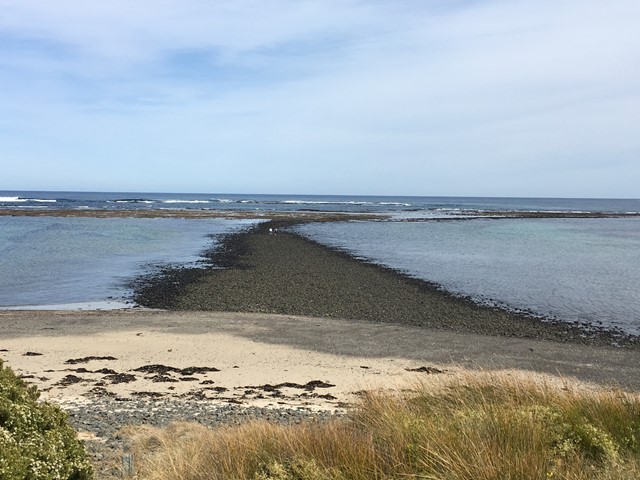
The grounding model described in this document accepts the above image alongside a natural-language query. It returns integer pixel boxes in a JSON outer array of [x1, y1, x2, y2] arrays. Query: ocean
[[1, 191, 639, 215], [1, 191, 639, 335]]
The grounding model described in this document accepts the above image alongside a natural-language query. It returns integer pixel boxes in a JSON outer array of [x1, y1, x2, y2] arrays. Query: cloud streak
[[1, 0, 638, 196]]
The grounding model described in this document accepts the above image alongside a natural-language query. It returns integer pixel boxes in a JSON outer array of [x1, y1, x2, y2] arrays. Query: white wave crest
[[0, 196, 57, 203], [281, 200, 411, 207], [0, 196, 26, 202]]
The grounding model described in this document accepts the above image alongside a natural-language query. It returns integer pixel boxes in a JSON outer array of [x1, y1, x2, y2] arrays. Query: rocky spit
[[134, 220, 639, 349]]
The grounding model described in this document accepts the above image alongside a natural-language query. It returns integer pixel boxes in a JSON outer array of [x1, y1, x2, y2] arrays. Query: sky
[[1, 0, 638, 197]]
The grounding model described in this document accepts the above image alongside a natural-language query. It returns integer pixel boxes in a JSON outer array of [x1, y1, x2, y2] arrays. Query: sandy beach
[[4, 309, 640, 476], [3, 309, 640, 407]]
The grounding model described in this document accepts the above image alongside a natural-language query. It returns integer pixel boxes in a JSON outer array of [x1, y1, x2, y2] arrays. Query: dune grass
[[123, 373, 640, 480]]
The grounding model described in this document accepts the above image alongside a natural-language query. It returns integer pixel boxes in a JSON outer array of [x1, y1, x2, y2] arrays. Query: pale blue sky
[[1, 0, 638, 197]]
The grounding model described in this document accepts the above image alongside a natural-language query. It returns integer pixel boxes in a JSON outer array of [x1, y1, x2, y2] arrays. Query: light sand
[[2, 310, 640, 412], [0, 328, 438, 411]]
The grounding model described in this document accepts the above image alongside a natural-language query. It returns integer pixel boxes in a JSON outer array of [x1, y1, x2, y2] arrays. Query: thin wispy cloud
[[1, 0, 638, 196]]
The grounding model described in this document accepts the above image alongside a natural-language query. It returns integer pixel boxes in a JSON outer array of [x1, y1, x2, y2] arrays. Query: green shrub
[[0, 360, 94, 480]]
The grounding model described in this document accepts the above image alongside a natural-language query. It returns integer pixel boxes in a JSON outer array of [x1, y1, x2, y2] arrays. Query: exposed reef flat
[[0, 208, 386, 221], [1, 208, 638, 220]]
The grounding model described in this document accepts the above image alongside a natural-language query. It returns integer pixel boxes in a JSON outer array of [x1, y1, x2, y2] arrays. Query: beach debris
[[298, 392, 338, 401], [190, 390, 208, 400], [405, 366, 445, 374], [70, 367, 92, 373], [65, 356, 118, 364], [133, 364, 181, 375], [133, 364, 220, 376], [84, 386, 116, 397], [244, 380, 335, 393], [130, 391, 164, 398], [148, 374, 179, 383], [23, 351, 43, 356], [0, 349, 9, 352], [179, 366, 220, 375], [56, 374, 86, 386], [103, 373, 136, 384], [299, 380, 335, 390]]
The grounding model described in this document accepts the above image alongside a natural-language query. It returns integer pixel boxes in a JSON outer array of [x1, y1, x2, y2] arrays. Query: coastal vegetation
[[124, 373, 640, 480], [0, 360, 93, 480]]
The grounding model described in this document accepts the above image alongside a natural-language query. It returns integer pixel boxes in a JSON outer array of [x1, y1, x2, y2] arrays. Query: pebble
[[63, 396, 340, 474]]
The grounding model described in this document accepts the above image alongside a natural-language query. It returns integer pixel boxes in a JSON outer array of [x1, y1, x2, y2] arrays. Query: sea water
[[295, 218, 640, 335], [0, 216, 256, 309], [1, 191, 638, 215], [1, 191, 639, 334]]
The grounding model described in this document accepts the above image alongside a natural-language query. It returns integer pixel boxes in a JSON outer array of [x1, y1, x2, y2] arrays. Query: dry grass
[[122, 373, 640, 480]]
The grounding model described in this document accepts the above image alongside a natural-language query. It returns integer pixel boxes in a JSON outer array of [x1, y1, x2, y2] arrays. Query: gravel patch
[[63, 397, 340, 478]]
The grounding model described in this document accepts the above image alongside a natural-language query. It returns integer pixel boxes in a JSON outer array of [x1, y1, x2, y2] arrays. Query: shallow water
[[295, 218, 640, 335], [0, 217, 256, 308]]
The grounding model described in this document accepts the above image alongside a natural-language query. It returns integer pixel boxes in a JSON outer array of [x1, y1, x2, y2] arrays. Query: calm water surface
[[295, 218, 640, 335], [0, 217, 256, 308]]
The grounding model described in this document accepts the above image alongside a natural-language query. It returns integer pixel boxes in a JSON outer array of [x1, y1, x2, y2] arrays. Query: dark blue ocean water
[[1, 191, 639, 215], [1, 191, 639, 335]]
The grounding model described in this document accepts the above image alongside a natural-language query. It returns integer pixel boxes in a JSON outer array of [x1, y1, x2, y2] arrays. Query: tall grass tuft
[[124, 373, 640, 480]]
